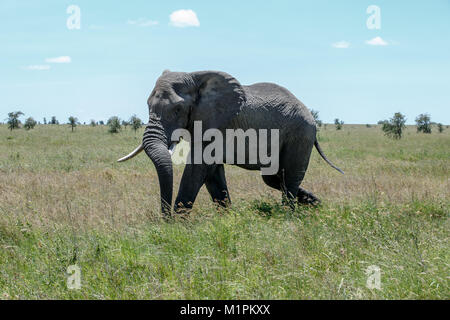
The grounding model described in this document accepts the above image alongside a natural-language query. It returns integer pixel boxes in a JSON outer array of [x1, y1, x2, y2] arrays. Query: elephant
[[118, 70, 343, 215]]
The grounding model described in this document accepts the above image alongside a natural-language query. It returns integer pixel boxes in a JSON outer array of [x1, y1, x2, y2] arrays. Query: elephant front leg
[[174, 163, 208, 214], [205, 164, 231, 207]]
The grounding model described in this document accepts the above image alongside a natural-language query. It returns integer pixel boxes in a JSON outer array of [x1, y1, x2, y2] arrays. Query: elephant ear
[[190, 71, 246, 131]]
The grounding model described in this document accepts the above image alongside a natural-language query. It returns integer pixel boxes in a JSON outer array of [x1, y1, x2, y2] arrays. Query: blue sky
[[1, 0, 449, 124]]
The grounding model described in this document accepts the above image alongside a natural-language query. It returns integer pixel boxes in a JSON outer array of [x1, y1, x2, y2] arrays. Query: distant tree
[[107, 116, 121, 133], [416, 113, 432, 133], [99, 120, 105, 125], [43, 117, 47, 125], [381, 112, 406, 139], [122, 120, 129, 129], [437, 123, 444, 133], [129, 114, 142, 136], [50, 116, 59, 125], [310, 109, 322, 128], [24, 117, 37, 130], [7, 111, 24, 131], [366, 124, 372, 128], [68, 116, 78, 132], [334, 118, 344, 130], [90, 119, 97, 127]]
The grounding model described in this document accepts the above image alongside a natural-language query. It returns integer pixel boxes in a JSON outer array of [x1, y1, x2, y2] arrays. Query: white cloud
[[45, 56, 71, 63], [366, 36, 388, 46], [127, 18, 159, 27], [22, 65, 51, 71], [169, 9, 200, 28], [332, 41, 350, 49]]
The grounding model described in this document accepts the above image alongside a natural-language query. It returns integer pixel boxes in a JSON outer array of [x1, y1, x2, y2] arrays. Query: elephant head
[[117, 70, 246, 215]]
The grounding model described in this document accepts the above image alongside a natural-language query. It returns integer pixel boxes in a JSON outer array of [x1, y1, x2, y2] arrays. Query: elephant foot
[[297, 188, 321, 206], [212, 197, 231, 209], [174, 207, 191, 216]]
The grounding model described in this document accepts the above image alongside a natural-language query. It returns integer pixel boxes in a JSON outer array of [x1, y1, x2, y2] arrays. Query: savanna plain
[[0, 123, 448, 299]]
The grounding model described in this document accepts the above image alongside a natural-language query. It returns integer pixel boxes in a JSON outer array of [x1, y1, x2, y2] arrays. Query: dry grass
[[1, 124, 447, 229]]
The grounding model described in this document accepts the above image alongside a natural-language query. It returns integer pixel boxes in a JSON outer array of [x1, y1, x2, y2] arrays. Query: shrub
[[24, 117, 37, 130], [416, 113, 432, 133], [130, 114, 142, 136], [334, 118, 344, 130], [50, 116, 59, 125], [310, 109, 322, 128], [437, 123, 444, 133], [107, 116, 122, 133], [381, 112, 406, 139]]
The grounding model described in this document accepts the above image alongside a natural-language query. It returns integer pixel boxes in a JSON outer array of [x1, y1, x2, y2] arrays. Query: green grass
[[0, 124, 449, 299]]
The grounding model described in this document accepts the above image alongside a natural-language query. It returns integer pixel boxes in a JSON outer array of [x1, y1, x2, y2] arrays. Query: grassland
[[0, 123, 448, 299]]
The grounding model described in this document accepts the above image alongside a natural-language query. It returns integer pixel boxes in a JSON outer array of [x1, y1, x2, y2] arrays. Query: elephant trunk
[[143, 121, 173, 215]]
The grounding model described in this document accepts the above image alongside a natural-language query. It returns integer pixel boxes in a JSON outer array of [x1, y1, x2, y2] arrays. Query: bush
[[7, 111, 24, 131], [310, 109, 322, 128], [334, 118, 344, 130], [437, 123, 444, 133], [50, 116, 59, 125], [24, 117, 37, 130], [130, 114, 142, 135], [416, 113, 432, 133], [122, 120, 129, 129], [381, 112, 406, 139], [107, 116, 122, 133]]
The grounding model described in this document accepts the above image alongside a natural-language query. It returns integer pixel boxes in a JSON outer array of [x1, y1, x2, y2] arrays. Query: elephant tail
[[314, 140, 344, 174]]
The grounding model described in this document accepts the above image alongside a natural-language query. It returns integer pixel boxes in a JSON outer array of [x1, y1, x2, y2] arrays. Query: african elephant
[[118, 70, 343, 215]]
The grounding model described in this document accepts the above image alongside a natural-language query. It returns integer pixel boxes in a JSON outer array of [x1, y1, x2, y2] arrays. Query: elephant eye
[[174, 105, 182, 116]]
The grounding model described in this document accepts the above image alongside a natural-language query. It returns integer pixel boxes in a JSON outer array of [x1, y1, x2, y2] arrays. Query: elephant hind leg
[[262, 173, 297, 209], [205, 165, 231, 207], [297, 187, 320, 205], [279, 140, 320, 206], [262, 173, 320, 207], [262, 174, 282, 190]]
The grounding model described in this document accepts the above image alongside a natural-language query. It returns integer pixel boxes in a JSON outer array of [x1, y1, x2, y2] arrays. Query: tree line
[[4, 112, 144, 135], [378, 113, 444, 139], [310, 109, 445, 139], [4, 110, 446, 139]]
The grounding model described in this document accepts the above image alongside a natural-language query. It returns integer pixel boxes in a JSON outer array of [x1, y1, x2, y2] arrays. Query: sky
[[1, 0, 449, 124]]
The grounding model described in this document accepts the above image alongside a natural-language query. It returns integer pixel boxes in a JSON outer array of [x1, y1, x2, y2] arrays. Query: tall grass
[[0, 124, 448, 299]]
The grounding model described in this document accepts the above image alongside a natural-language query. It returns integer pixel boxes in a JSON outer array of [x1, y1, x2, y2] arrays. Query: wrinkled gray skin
[[120, 70, 343, 215]]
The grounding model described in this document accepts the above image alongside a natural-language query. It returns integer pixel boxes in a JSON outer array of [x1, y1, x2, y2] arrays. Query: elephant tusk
[[117, 143, 144, 162], [168, 142, 177, 156]]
